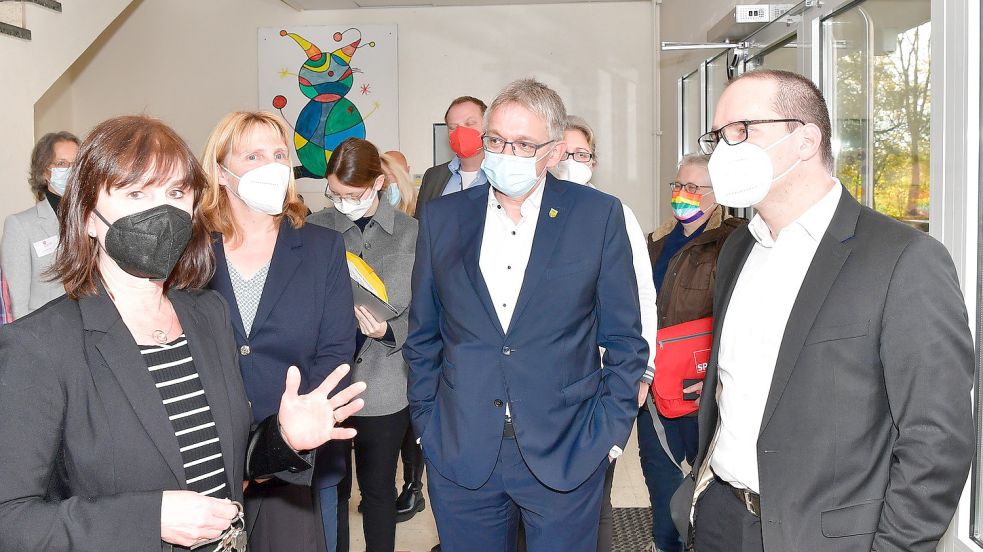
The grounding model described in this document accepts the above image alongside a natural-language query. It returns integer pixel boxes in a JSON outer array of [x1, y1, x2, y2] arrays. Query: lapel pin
[[549, 208, 559, 218]]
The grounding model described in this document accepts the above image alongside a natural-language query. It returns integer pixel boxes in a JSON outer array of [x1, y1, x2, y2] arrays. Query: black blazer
[[209, 220, 356, 490], [415, 161, 452, 218], [671, 188, 975, 552], [0, 287, 311, 552]]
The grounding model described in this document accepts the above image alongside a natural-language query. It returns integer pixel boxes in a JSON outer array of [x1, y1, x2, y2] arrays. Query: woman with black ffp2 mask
[[0, 115, 365, 552]]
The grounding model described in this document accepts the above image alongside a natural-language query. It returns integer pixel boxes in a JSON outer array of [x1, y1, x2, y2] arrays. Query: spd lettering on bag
[[693, 349, 710, 373]]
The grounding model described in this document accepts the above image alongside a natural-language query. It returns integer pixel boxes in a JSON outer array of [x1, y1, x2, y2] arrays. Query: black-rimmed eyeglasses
[[482, 135, 555, 158], [698, 119, 805, 155]]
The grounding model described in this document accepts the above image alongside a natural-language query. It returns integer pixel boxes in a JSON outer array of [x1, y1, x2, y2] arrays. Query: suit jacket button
[[356, 357, 363, 364], [494, 399, 504, 407], [502, 346, 511, 356], [239, 345, 251, 356], [364, 242, 372, 250]]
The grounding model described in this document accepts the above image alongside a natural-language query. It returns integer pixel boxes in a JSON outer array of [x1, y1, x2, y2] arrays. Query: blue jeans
[[318, 486, 339, 552], [636, 406, 699, 552]]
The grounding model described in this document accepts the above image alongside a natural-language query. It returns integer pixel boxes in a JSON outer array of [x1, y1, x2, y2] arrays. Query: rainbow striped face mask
[[670, 189, 705, 223]]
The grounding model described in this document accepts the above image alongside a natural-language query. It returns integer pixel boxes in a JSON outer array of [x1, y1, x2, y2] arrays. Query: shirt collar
[[487, 178, 547, 220], [370, 197, 396, 235], [448, 155, 461, 172], [748, 179, 843, 247]]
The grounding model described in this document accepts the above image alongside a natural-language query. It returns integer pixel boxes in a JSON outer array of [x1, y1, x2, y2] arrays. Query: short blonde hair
[[381, 153, 418, 217], [200, 112, 307, 245], [564, 115, 597, 163]]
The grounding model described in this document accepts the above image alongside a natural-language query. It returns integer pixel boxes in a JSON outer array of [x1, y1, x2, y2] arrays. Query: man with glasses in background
[[671, 69, 974, 552], [404, 78, 647, 552]]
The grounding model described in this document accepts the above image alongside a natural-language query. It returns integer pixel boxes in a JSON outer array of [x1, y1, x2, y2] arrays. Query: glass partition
[[822, 0, 931, 231], [680, 69, 702, 156]]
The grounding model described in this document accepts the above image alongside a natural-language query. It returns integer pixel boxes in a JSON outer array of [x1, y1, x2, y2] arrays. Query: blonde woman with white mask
[[547, 116, 658, 552], [201, 111, 358, 552]]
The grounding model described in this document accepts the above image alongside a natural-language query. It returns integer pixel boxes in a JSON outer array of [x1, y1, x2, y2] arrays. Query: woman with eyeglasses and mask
[[1, 131, 80, 319], [308, 137, 418, 552], [546, 115, 658, 552], [640, 153, 744, 552], [201, 112, 358, 552], [0, 115, 365, 552]]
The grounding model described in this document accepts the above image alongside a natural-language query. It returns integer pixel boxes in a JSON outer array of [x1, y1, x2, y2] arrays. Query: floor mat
[[612, 507, 652, 551]]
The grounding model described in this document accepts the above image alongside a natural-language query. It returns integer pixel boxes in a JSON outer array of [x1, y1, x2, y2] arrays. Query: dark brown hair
[[731, 69, 834, 171], [29, 131, 80, 201], [50, 115, 215, 298], [443, 96, 487, 123], [325, 138, 384, 189]]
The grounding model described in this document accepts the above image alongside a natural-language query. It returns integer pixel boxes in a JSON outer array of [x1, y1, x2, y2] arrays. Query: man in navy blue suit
[[404, 78, 649, 551]]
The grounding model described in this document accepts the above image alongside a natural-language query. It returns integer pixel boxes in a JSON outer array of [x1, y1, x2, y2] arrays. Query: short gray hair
[[677, 153, 709, 171], [486, 79, 567, 142], [565, 115, 597, 162]]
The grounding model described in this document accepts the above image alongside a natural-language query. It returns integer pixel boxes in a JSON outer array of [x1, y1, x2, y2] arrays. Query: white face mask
[[331, 190, 377, 221], [707, 128, 802, 208], [222, 162, 291, 216], [49, 167, 71, 196], [550, 159, 593, 186]]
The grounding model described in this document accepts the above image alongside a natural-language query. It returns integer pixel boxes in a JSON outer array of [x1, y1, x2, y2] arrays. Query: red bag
[[650, 317, 713, 418]]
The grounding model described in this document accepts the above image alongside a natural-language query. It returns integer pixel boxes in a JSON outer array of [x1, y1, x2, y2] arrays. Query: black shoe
[[430, 545, 440, 552], [395, 486, 425, 523]]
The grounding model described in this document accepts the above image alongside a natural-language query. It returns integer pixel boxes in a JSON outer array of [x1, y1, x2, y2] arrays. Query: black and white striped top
[[141, 336, 230, 499]]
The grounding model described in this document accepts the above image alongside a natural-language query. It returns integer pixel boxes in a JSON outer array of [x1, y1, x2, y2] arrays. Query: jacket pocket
[[804, 319, 870, 346], [561, 369, 602, 406], [820, 499, 883, 537]]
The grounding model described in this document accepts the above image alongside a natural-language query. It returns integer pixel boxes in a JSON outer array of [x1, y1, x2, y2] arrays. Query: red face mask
[[449, 126, 483, 159]]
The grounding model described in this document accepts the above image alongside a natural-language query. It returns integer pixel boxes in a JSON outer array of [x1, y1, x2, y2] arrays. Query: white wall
[[0, 0, 136, 226], [32, 0, 658, 228], [656, 0, 742, 222]]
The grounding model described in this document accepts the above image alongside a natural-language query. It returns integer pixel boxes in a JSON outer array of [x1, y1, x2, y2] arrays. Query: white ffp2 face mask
[[550, 159, 593, 186], [222, 162, 291, 216], [707, 129, 802, 208], [332, 193, 376, 221]]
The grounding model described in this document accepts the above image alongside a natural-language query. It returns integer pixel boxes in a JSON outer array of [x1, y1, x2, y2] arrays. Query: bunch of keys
[[191, 501, 247, 552]]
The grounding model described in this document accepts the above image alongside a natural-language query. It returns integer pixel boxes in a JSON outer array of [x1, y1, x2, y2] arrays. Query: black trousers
[[693, 480, 764, 552], [351, 407, 411, 552]]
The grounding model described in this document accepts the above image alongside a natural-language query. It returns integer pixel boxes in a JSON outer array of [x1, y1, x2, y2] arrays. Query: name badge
[[32, 235, 59, 258]]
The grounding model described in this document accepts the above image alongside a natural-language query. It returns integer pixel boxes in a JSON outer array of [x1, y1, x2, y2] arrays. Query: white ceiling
[[281, 0, 636, 9]]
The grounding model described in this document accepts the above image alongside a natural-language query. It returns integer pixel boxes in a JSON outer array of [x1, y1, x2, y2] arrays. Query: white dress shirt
[[479, 183, 544, 333], [710, 183, 842, 493]]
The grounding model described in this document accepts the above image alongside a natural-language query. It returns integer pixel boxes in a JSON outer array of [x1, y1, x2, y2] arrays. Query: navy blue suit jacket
[[209, 220, 356, 489], [404, 176, 648, 492]]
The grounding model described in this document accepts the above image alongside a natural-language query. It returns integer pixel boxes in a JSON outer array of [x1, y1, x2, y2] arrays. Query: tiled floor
[[347, 425, 650, 552]]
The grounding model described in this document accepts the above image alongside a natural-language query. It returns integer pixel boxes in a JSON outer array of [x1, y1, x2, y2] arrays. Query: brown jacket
[[647, 207, 745, 328]]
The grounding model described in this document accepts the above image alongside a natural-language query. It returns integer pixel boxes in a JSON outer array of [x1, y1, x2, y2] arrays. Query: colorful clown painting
[[259, 26, 399, 181]]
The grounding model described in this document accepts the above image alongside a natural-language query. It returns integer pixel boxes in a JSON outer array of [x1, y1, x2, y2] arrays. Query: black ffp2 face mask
[[93, 204, 193, 281]]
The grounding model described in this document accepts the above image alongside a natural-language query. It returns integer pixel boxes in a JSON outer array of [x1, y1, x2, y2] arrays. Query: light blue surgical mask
[[386, 183, 401, 206], [49, 167, 71, 196], [481, 149, 552, 198]]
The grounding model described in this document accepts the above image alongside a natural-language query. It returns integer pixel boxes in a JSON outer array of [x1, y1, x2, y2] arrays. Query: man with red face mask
[[416, 96, 489, 216]]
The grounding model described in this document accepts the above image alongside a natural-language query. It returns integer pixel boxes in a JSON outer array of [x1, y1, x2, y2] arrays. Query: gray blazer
[[415, 162, 452, 218], [1, 199, 63, 318], [671, 187, 975, 552], [307, 200, 418, 416]]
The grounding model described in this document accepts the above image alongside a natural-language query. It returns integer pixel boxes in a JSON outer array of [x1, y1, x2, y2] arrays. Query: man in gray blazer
[[416, 96, 489, 216], [671, 69, 974, 552], [1, 131, 79, 319]]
